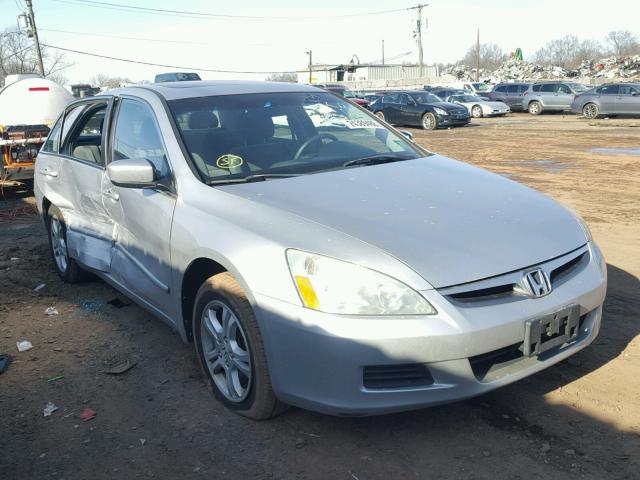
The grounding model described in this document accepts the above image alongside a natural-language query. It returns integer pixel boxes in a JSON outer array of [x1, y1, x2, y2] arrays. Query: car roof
[[114, 80, 323, 101]]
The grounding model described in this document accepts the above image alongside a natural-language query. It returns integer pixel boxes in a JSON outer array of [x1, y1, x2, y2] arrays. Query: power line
[[42, 43, 415, 76], [39, 28, 208, 45], [52, 0, 411, 21], [41, 43, 306, 74]]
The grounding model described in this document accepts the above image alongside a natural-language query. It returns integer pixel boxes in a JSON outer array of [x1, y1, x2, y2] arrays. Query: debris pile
[[441, 55, 640, 82]]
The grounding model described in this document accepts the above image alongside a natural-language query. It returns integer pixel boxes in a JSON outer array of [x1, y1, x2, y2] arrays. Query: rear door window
[[382, 93, 399, 104], [600, 85, 620, 95], [494, 85, 507, 93], [532, 84, 542, 92], [518, 85, 530, 93], [540, 84, 556, 93], [619, 85, 639, 95], [63, 102, 108, 165], [556, 84, 571, 94], [506, 85, 519, 94]]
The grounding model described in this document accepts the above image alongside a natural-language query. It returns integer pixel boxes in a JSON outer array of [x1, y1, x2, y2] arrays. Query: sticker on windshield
[[345, 119, 379, 129], [216, 154, 244, 169]]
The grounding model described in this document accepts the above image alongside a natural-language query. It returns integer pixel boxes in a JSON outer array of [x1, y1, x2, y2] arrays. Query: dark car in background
[[371, 91, 470, 130], [315, 83, 369, 108], [522, 82, 589, 115], [154, 72, 201, 83], [571, 83, 640, 118], [488, 83, 531, 111], [431, 87, 467, 101]]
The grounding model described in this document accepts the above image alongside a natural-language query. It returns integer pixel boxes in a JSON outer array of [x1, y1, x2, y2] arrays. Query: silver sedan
[[446, 94, 510, 117], [34, 81, 606, 419]]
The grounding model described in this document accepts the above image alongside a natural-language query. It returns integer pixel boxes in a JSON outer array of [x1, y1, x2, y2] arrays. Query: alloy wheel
[[375, 111, 385, 121], [583, 104, 598, 119], [50, 217, 68, 272], [422, 114, 435, 129], [472, 106, 483, 118], [200, 300, 252, 402]]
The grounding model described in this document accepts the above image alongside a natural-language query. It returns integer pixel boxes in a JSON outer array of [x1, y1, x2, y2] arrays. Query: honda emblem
[[524, 269, 552, 297]]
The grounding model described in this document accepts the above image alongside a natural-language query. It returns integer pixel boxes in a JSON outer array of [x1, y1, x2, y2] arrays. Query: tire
[[422, 112, 437, 130], [193, 272, 287, 420], [528, 101, 543, 115], [471, 105, 483, 118], [46, 206, 90, 283], [374, 111, 385, 121], [583, 103, 599, 119]]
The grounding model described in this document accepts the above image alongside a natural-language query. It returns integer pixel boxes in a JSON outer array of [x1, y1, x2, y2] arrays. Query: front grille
[[442, 247, 590, 305], [363, 364, 434, 389], [550, 252, 587, 284]]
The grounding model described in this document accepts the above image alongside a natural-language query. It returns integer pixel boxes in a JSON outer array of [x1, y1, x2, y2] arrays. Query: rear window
[[532, 85, 542, 92]]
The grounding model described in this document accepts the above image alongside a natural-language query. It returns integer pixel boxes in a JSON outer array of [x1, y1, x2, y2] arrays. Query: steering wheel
[[293, 133, 339, 160]]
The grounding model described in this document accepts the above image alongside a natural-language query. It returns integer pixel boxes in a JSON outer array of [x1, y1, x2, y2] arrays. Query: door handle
[[104, 189, 120, 202], [39, 168, 58, 177]]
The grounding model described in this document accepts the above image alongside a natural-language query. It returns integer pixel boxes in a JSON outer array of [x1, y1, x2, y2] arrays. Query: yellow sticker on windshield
[[216, 154, 244, 169]]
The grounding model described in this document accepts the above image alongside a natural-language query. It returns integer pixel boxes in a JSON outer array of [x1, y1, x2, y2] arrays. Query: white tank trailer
[[0, 74, 73, 182]]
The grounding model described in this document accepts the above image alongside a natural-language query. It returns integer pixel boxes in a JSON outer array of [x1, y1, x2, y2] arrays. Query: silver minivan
[[523, 82, 589, 115]]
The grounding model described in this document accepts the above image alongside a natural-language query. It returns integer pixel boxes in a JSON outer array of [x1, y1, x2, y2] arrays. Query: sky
[[2, 0, 639, 84]]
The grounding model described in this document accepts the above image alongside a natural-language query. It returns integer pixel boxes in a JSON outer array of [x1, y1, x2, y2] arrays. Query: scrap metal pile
[[442, 56, 640, 82]]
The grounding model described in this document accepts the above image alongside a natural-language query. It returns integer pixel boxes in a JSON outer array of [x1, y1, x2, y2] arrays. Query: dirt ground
[[1, 113, 638, 480]]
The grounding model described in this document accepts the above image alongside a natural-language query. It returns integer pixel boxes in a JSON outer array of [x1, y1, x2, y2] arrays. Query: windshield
[[454, 95, 482, 102], [409, 92, 442, 104], [472, 83, 490, 92], [168, 92, 423, 182]]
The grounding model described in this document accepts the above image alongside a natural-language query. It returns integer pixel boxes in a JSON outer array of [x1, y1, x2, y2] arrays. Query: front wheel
[[471, 105, 483, 118], [528, 101, 542, 115], [422, 112, 437, 130], [583, 103, 599, 119], [193, 272, 287, 419]]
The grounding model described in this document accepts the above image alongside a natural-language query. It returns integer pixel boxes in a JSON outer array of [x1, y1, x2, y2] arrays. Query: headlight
[[286, 249, 437, 316], [433, 107, 448, 116]]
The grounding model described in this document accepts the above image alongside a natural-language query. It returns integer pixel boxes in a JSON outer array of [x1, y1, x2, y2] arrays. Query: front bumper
[[255, 243, 607, 416], [437, 114, 470, 127]]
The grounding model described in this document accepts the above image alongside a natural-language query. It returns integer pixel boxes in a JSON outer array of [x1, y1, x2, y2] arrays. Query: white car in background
[[446, 94, 510, 118]]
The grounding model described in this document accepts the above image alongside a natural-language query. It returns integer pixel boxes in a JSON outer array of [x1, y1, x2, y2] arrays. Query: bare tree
[[0, 28, 71, 86], [460, 43, 508, 71], [533, 35, 605, 68], [606, 30, 640, 57], [265, 72, 298, 83], [90, 73, 132, 89]]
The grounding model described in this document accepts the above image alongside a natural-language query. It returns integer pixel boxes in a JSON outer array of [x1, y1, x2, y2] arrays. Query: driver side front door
[[101, 97, 177, 317]]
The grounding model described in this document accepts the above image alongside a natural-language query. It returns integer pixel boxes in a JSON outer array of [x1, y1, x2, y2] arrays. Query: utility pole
[[408, 3, 428, 77], [305, 50, 312, 84], [476, 28, 480, 82], [25, 0, 45, 76], [382, 39, 385, 65]]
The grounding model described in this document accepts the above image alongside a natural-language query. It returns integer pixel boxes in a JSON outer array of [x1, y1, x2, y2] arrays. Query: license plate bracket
[[524, 305, 580, 357]]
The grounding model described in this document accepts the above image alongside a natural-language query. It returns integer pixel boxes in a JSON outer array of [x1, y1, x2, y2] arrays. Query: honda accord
[[34, 81, 606, 419]]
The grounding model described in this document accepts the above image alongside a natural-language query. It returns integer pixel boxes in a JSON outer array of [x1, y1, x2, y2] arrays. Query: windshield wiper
[[343, 154, 416, 168], [206, 173, 299, 185]]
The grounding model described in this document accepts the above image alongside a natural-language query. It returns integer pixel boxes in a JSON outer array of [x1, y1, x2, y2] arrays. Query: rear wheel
[[46, 206, 90, 283], [193, 272, 287, 420], [471, 105, 483, 118], [528, 101, 543, 115], [374, 111, 385, 121], [583, 103, 599, 119], [422, 112, 437, 130]]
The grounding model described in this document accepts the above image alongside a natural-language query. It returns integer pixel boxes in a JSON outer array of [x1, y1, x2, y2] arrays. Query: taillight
[[523, 91, 528, 96]]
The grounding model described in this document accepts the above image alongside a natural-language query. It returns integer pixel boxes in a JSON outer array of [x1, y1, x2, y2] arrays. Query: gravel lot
[[1, 113, 638, 480]]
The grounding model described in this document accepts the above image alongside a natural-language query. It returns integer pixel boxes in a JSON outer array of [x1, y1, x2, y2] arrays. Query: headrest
[[238, 111, 274, 144], [188, 111, 219, 129]]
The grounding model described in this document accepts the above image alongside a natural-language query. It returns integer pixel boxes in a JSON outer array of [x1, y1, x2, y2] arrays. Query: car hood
[[221, 156, 586, 288], [425, 102, 468, 113]]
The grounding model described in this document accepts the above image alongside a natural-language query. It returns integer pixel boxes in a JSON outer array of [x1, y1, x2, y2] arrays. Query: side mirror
[[107, 158, 156, 188], [400, 130, 414, 141]]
